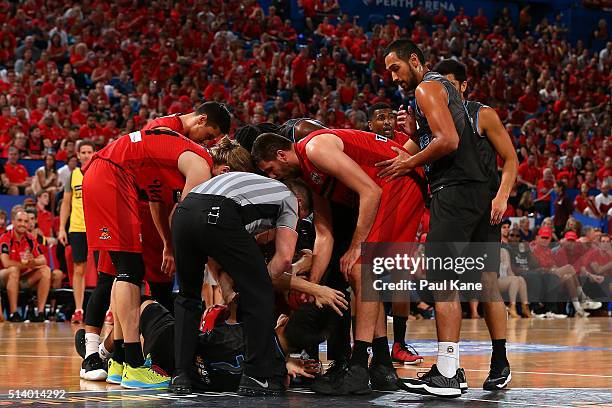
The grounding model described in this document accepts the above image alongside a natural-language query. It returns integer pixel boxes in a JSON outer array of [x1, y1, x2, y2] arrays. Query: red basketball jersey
[[294, 129, 425, 206], [142, 114, 184, 134], [89, 129, 213, 205]]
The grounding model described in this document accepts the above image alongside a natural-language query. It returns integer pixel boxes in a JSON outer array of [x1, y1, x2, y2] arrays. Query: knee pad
[[110, 251, 145, 286]]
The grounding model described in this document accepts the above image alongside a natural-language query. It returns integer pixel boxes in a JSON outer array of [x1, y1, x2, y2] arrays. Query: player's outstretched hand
[[313, 285, 348, 316], [286, 357, 321, 379], [375, 147, 413, 179]]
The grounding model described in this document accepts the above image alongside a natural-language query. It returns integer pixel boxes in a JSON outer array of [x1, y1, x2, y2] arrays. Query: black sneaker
[[398, 364, 462, 398], [80, 353, 108, 381], [311, 363, 371, 396], [75, 328, 86, 359], [29, 311, 47, 322], [483, 365, 511, 391], [311, 359, 348, 387], [170, 369, 196, 395], [369, 362, 399, 391], [237, 374, 285, 396], [8, 312, 24, 322], [457, 368, 468, 393]]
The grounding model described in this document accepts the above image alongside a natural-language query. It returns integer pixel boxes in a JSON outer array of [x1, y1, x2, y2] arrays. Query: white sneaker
[[533, 313, 547, 319], [545, 312, 567, 319], [575, 310, 590, 318], [581, 300, 602, 310]]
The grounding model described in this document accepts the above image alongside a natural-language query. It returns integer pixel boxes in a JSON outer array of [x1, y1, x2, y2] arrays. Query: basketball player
[[433, 58, 519, 390], [78, 104, 231, 381], [378, 40, 504, 397], [58, 140, 95, 325], [82, 129, 214, 389], [367, 104, 424, 366], [252, 128, 426, 395]]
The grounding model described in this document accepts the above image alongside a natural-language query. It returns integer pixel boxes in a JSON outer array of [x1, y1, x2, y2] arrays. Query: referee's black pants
[[172, 194, 277, 378]]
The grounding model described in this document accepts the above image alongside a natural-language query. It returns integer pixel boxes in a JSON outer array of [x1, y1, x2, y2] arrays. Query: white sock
[[99, 342, 111, 361], [576, 286, 586, 301], [437, 342, 459, 378], [572, 300, 583, 313], [85, 333, 101, 358]]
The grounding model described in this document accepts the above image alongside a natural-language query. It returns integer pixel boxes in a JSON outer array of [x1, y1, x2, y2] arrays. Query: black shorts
[[140, 302, 175, 374], [426, 183, 500, 282], [69, 232, 88, 263]]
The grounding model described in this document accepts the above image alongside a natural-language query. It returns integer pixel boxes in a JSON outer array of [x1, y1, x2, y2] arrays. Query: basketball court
[[1, 317, 610, 407]]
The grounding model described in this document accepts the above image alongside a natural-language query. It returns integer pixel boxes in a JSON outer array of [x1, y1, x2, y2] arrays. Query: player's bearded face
[[258, 157, 298, 180]]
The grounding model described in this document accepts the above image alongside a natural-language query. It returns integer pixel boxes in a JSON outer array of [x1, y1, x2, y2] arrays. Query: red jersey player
[[82, 128, 214, 389], [251, 128, 426, 395]]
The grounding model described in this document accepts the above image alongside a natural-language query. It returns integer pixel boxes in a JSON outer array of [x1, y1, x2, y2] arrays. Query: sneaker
[[457, 368, 468, 393], [311, 363, 371, 396], [581, 300, 602, 310], [106, 359, 124, 384], [483, 365, 511, 391], [392, 343, 424, 365], [71, 309, 84, 324], [398, 364, 462, 398], [545, 312, 567, 319], [575, 310, 590, 318], [311, 359, 349, 387], [28, 310, 47, 322], [237, 374, 285, 396], [104, 309, 114, 325], [80, 353, 108, 381], [8, 312, 24, 322], [369, 362, 399, 391], [120, 356, 170, 389], [75, 328, 86, 358]]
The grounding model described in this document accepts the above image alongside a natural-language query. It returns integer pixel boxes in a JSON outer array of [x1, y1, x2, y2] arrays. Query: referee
[[170, 172, 304, 396]]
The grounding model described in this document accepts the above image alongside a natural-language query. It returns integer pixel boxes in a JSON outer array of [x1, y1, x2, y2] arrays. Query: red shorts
[[365, 176, 425, 243], [83, 158, 142, 253], [139, 201, 170, 283], [97, 250, 117, 276]]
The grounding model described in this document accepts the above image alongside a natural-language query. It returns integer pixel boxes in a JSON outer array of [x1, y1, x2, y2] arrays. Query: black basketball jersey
[[414, 71, 489, 193], [464, 100, 501, 193]]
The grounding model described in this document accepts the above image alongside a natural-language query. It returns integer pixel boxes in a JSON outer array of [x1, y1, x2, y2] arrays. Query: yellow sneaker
[[106, 358, 124, 384], [120, 355, 170, 389]]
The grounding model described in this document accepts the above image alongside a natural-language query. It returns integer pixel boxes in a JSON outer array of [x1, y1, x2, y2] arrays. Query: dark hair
[[284, 178, 312, 215], [77, 139, 96, 152], [384, 39, 425, 64], [555, 180, 566, 193], [367, 102, 393, 120], [25, 207, 37, 218], [251, 133, 293, 163], [433, 59, 468, 83], [234, 123, 281, 152], [195, 102, 231, 134], [283, 303, 334, 352]]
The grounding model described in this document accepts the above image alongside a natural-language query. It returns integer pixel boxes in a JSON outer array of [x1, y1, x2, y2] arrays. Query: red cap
[[538, 226, 552, 238], [179, 95, 191, 103], [564, 231, 578, 241]]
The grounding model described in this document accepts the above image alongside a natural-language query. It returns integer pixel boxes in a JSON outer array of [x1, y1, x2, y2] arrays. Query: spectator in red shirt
[[534, 168, 554, 216], [574, 183, 600, 218], [473, 8, 489, 31], [518, 85, 539, 114], [1, 146, 32, 195], [79, 115, 101, 140], [517, 154, 539, 191], [0, 210, 51, 322], [597, 157, 612, 182], [433, 9, 449, 27], [34, 190, 54, 239], [291, 47, 312, 101], [71, 100, 90, 126]]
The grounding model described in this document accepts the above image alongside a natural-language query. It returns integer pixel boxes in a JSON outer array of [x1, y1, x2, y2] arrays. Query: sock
[[99, 342, 112, 361], [491, 339, 509, 371], [371, 337, 393, 367], [124, 342, 144, 368], [572, 300, 584, 313], [85, 333, 101, 358], [350, 340, 371, 369], [392, 316, 407, 345], [437, 342, 459, 378], [576, 286, 586, 301], [113, 340, 125, 364]]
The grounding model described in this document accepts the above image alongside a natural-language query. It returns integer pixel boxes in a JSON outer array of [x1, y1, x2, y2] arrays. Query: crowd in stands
[[0, 0, 609, 319]]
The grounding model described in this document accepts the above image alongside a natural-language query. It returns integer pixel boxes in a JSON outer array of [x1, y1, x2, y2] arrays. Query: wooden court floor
[[0, 317, 610, 407]]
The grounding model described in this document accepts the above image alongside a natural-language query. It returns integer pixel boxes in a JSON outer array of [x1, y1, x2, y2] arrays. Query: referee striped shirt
[[190, 172, 299, 234]]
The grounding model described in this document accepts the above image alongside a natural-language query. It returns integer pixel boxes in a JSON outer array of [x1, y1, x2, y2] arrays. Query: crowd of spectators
[[0, 0, 609, 318]]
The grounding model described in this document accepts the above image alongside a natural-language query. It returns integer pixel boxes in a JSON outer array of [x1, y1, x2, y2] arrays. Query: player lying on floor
[[102, 299, 336, 392]]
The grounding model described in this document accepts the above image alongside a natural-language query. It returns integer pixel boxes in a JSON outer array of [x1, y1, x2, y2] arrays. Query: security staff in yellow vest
[[59, 140, 95, 324]]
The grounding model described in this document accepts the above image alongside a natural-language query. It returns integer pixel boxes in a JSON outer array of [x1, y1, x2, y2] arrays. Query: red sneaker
[[71, 309, 83, 324], [392, 342, 424, 365], [104, 310, 114, 325]]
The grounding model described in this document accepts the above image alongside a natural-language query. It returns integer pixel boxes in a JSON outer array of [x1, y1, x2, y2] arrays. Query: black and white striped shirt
[[190, 172, 299, 234]]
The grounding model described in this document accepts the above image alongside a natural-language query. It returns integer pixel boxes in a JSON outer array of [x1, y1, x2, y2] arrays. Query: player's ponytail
[[210, 136, 255, 173]]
